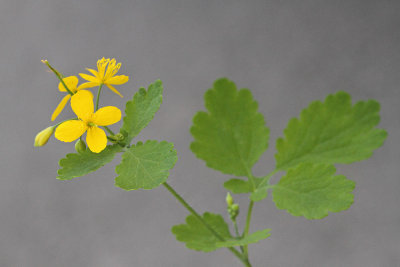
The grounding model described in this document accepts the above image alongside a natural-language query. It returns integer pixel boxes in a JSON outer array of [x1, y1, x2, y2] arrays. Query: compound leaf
[[115, 140, 177, 190], [272, 163, 355, 219], [120, 80, 163, 145], [191, 78, 269, 176], [216, 229, 271, 248], [276, 91, 387, 170], [171, 212, 232, 252], [57, 145, 122, 180]]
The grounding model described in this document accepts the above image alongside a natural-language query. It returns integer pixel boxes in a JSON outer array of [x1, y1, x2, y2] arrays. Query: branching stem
[[163, 182, 251, 267]]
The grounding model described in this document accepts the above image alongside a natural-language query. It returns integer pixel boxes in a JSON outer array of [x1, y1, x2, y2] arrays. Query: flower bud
[[75, 139, 87, 153], [228, 203, 240, 220], [231, 203, 239, 212], [226, 192, 234, 207], [34, 126, 55, 147]]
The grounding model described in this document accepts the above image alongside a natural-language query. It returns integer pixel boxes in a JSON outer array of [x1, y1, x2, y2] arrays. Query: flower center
[[87, 122, 96, 127]]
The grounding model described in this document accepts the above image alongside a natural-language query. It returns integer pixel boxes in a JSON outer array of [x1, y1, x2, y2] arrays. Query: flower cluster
[[35, 58, 129, 153]]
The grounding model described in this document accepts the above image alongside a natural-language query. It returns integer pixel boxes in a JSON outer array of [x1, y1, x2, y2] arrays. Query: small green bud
[[228, 203, 240, 220], [226, 192, 234, 206], [34, 126, 55, 147], [114, 133, 124, 141], [75, 139, 87, 153], [108, 133, 125, 143], [231, 203, 239, 212]]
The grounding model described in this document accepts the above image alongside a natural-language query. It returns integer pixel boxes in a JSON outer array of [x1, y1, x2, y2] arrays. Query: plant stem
[[243, 200, 254, 258], [95, 83, 103, 111], [233, 220, 245, 254], [41, 60, 74, 95], [162, 182, 251, 267], [103, 126, 115, 135], [55, 117, 78, 127], [258, 169, 278, 188]]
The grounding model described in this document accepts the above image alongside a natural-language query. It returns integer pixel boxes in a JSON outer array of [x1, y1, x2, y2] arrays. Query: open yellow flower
[[79, 58, 129, 98], [51, 76, 85, 121], [54, 90, 121, 153]]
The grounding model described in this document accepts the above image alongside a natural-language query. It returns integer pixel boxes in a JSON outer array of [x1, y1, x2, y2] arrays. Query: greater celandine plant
[[35, 58, 387, 267]]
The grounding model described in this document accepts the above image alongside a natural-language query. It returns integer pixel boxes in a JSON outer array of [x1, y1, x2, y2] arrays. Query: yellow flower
[[79, 58, 129, 98], [34, 126, 55, 147], [51, 76, 85, 121], [54, 90, 121, 153]]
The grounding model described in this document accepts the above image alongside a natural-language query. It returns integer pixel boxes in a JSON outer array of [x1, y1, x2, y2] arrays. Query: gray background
[[1, 0, 399, 266]]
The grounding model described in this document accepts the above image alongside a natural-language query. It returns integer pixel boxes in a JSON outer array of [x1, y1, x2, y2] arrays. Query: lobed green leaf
[[272, 163, 355, 219], [115, 140, 177, 190], [191, 78, 269, 177], [171, 212, 232, 252], [275, 91, 387, 170], [57, 145, 122, 180], [120, 80, 163, 145]]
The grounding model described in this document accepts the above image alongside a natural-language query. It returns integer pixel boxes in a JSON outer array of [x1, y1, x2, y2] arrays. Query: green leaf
[[275, 91, 387, 170], [272, 163, 355, 219], [171, 212, 232, 252], [217, 229, 271, 247], [224, 177, 264, 194], [120, 80, 163, 145], [191, 78, 269, 176], [57, 145, 122, 180], [115, 140, 177, 190]]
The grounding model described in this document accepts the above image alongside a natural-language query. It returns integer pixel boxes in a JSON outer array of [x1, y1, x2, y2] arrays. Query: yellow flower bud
[[34, 126, 55, 147]]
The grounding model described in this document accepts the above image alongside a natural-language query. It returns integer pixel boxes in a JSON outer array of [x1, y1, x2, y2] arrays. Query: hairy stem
[[163, 182, 251, 267]]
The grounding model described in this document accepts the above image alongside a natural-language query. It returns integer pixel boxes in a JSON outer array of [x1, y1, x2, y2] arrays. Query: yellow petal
[[86, 126, 107, 153], [51, 94, 71, 121], [105, 84, 123, 98], [92, 106, 121, 126], [58, 76, 78, 92], [107, 75, 129, 85], [79, 73, 99, 83], [55, 120, 87, 142], [77, 82, 99, 90], [86, 68, 100, 79], [71, 90, 94, 121]]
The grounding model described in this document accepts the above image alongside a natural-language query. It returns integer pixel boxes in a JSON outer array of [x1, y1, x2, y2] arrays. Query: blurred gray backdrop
[[1, 0, 399, 266]]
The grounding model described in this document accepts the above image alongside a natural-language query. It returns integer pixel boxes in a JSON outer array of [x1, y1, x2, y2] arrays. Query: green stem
[[243, 200, 254, 258], [233, 220, 245, 253], [246, 169, 256, 192], [257, 169, 278, 188], [162, 182, 251, 267], [103, 126, 115, 135], [42, 60, 74, 95], [55, 117, 78, 127], [95, 83, 103, 111]]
